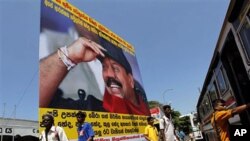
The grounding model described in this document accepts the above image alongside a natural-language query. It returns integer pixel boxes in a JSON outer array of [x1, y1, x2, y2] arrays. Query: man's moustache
[[106, 77, 122, 88]]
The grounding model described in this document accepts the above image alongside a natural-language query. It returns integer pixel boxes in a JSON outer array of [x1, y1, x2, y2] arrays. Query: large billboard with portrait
[[39, 0, 150, 140]]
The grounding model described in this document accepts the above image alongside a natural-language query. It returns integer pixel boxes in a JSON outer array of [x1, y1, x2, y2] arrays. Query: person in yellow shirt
[[145, 116, 159, 141], [211, 99, 250, 141]]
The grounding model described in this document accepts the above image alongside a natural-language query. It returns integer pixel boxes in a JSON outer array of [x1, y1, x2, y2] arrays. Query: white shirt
[[40, 126, 68, 141], [159, 115, 175, 141]]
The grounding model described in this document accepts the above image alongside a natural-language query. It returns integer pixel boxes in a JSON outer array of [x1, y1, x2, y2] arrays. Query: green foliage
[[179, 116, 192, 134], [172, 110, 192, 134], [171, 109, 181, 128], [148, 101, 162, 109]]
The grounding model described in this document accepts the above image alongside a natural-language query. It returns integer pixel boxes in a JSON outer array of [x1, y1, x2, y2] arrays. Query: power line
[[15, 69, 38, 109], [3, 69, 38, 126]]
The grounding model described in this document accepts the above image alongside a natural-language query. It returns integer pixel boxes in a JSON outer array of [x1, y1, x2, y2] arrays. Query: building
[[0, 118, 38, 141]]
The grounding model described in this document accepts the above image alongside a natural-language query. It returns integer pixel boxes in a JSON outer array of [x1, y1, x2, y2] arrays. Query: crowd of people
[[37, 99, 250, 141], [38, 105, 191, 141]]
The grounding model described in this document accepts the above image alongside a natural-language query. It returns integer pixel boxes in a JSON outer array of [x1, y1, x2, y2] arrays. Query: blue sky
[[0, 0, 229, 121]]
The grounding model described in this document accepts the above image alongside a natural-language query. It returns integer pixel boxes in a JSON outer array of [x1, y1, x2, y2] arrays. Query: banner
[[39, 0, 150, 140], [150, 107, 164, 120]]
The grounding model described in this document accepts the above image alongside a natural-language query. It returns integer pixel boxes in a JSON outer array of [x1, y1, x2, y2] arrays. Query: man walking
[[159, 105, 176, 141], [39, 114, 68, 141], [144, 116, 159, 141], [76, 111, 95, 141]]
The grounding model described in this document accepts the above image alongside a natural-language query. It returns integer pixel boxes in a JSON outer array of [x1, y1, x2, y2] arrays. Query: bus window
[[216, 67, 228, 96], [209, 83, 218, 103], [202, 95, 212, 115], [198, 106, 204, 120], [239, 9, 250, 61]]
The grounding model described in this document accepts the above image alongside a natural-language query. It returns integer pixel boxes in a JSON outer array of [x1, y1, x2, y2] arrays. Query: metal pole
[[2, 103, 6, 118], [12, 105, 16, 141], [1, 103, 6, 141]]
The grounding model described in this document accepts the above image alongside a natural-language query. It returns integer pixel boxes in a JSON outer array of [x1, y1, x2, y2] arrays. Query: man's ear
[[128, 74, 134, 88]]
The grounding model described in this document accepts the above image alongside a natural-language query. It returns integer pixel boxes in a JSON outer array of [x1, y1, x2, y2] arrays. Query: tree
[[179, 116, 192, 134], [171, 109, 181, 128], [148, 100, 162, 109]]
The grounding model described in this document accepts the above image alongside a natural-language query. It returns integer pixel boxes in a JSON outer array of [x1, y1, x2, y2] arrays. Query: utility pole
[[12, 105, 16, 141], [1, 103, 6, 141]]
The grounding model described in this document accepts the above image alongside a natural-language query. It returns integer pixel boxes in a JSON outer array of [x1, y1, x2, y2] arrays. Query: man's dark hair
[[163, 105, 171, 110], [147, 116, 154, 122], [42, 114, 54, 124], [76, 111, 86, 118], [212, 99, 226, 108], [42, 114, 54, 121]]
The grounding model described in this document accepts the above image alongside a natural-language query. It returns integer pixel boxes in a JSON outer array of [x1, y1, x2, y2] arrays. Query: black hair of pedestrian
[[76, 111, 86, 118], [163, 105, 171, 110], [42, 114, 54, 123], [212, 99, 226, 109], [147, 116, 154, 122]]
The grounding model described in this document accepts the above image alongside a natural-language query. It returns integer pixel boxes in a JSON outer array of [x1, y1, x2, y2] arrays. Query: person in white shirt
[[160, 105, 176, 141], [39, 114, 68, 141]]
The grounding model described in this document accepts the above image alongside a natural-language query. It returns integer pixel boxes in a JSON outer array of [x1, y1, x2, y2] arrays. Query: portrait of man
[[39, 2, 150, 115]]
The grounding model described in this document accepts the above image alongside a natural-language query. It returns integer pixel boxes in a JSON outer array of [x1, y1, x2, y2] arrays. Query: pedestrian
[[211, 99, 250, 141], [159, 105, 177, 141], [178, 130, 186, 141], [188, 133, 194, 141], [144, 116, 159, 141], [39, 114, 68, 141], [175, 127, 185, 141], [76, 111, 95, 141]]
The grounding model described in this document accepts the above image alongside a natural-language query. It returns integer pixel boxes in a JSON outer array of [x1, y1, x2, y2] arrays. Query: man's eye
[[113, 68, 119, 72], [112, 66, 120, 72]]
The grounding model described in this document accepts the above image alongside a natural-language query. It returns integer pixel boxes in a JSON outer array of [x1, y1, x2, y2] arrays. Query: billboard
[[150, 107, 164, 120], [39, 0, 150, 140]]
